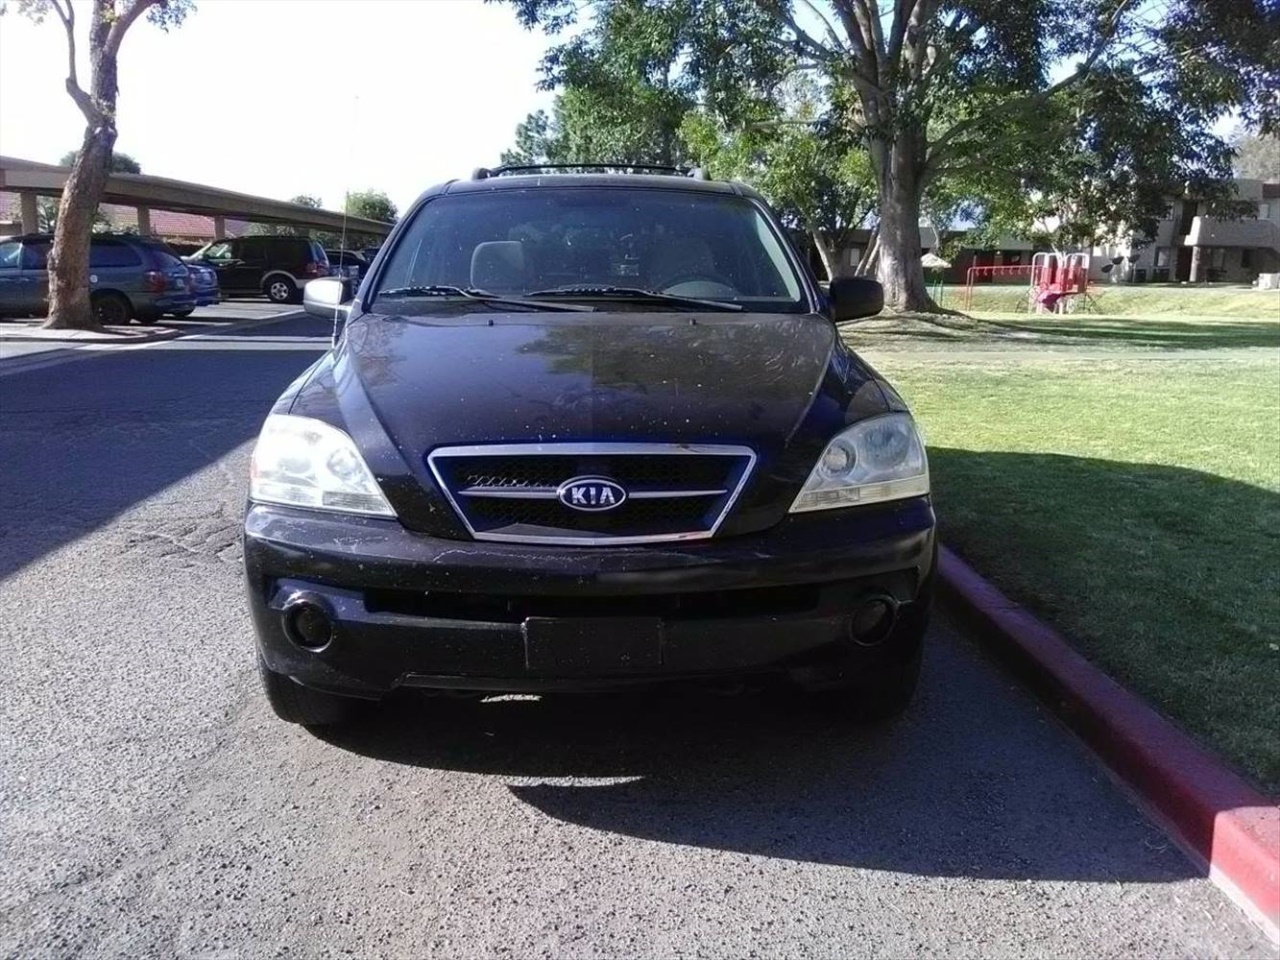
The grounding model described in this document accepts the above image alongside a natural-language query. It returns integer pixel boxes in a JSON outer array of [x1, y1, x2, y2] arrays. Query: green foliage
[[344, 190, 398, 225], [955, 65, 1243, 249], [495, 0, 1280, 310], [681, 78, 876, 274], [1232, 130, 1280, 181], [58, 150, 142, 174]]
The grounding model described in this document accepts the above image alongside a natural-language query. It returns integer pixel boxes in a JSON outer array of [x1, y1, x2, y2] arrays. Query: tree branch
[[828, 0, 877, 79], [795, 0, 848, 55], [103, 0, 158, 61], [849, 0, 885, 70], [764, 0, 839, 65], [49, 0, 100, 124], [886, 0, 913, 66]]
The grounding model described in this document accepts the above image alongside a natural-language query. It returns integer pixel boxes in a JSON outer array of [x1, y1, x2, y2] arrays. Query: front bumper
[[244, 497, 937, 696]]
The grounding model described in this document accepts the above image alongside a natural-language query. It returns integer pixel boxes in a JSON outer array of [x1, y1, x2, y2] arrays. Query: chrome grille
[[427, 443, 756, 545]]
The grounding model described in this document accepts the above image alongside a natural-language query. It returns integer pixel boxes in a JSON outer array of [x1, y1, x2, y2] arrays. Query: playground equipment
[[1030, 252, 1090, 313], [963, 252, 1091, 313]]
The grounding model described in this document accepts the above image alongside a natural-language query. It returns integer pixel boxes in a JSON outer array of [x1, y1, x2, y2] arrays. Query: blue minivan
[[0, 233, 196, 325]]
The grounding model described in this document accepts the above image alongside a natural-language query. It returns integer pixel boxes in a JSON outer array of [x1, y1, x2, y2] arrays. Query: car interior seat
[[470, 241, 527, 292]]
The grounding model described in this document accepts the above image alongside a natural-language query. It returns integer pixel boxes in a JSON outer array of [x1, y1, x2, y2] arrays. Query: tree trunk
[[873, 143, 934, 312], [44, 125, 116, 330], [809, 229, 838, 280], [856, 225, 880, 276]]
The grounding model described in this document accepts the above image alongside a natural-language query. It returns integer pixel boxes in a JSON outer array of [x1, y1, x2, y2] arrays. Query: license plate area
[[523, 617, 663, 676]]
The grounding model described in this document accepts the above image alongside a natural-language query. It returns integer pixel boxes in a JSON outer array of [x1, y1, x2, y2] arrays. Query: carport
[[0, 155, 392, 239]]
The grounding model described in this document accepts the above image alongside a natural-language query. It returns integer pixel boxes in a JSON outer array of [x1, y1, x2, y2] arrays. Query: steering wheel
[[658, 272, 740, 298]]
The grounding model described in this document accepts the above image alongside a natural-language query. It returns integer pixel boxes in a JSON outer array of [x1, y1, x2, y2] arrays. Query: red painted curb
[[938, 546, 1280, 943]]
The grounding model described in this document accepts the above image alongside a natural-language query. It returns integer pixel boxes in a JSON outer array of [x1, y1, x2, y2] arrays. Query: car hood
[[338, 311, 836, 454]]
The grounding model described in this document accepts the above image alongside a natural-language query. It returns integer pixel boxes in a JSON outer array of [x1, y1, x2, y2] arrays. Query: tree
[[1232, 130, 1280, 181], [39, 150, 143, 233], [250, 194, 325, 237], [59, 149, 141, 174], [682, 79, 877, 279], [503, 84, 695, 167], [501, 108, 567, 165], [344, 190, 398, 225], [952, 66, 1244, 253], [497, 0, 1280, 312], [6, 1, 192, 329]]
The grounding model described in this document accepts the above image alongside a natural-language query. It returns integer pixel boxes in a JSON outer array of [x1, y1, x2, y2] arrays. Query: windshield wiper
[[376, 285, 595, 312], [525, 285, 743, 312]]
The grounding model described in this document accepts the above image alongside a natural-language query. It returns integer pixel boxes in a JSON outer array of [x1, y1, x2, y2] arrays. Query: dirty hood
[[339, 311, 836, 454]]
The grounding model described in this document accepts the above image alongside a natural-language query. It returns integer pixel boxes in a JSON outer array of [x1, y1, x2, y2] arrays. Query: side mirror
[[303, 277, 352, 320], [826, 276, 884, 321]]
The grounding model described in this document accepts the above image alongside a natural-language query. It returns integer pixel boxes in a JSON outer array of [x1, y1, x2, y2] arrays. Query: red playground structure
[[1030, 252, 1090, 313], [963, 252, 1091, 313]]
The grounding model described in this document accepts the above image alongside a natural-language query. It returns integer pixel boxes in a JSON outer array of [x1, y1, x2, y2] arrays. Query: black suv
[[193, 235, 330, 304], [244, 166, 936, 726]]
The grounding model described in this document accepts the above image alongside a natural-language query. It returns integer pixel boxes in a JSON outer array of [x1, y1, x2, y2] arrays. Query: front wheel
[[257, 655, 354, 726], [168, 307, 195, 319], [91, 292, 133, 326], [265, 277, 298, 305]]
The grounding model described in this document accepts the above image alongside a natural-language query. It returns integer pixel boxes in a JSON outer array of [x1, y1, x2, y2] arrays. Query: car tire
[[135, 309, 161, 326], [257, 655, 354, 727], [91, 292, 133, 326], [168, 307, 195, 319], [265, 277, 298, 305]]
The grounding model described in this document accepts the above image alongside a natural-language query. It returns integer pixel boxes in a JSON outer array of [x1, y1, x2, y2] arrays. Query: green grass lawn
[[854, 319, 1280, 793], [940, 282, 1280, 319]]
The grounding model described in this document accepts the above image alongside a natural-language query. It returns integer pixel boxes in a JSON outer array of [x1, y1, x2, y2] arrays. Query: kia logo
[[557, 477, 627, 512]]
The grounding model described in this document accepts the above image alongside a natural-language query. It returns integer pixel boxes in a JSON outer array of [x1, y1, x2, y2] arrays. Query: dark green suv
[[192, 235, 331, 304]]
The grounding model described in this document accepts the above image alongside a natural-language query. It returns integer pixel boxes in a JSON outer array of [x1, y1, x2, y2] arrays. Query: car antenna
[[332, 95, 357, 347]]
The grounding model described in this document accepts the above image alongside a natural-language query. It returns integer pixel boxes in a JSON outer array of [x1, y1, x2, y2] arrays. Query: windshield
[[372, 186, 808, 313]]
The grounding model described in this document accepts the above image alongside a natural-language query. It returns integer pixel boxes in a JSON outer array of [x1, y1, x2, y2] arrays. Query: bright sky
[[0, 0, 555, 213]]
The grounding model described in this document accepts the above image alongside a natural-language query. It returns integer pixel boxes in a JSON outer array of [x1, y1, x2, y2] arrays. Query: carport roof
[[0, 155, 392, 236]]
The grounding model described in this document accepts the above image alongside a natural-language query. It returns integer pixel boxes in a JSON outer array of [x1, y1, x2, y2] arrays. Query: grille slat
[[428, 443, 756, 545]]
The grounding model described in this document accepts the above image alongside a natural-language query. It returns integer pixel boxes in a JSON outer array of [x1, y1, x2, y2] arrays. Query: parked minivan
[[192, 236, 331, 304], [0, 233, 196, 325]]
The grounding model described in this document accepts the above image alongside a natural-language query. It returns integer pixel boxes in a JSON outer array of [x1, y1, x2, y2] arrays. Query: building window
[[847, 247, 862, 266], [1210, 247, 1226, 269], [1242, 249, 1253, 269], [1155, 247, 1171, 268], [1259, 203, 1271, 221]]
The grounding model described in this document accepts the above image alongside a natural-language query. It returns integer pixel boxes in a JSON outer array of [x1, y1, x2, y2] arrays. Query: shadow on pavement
[[0, 318, 326, 581], [321, 628, 1198, 884]]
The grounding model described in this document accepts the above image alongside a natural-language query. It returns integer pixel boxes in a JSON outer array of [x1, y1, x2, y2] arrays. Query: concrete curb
[[938, 546, 1280, 943], [0, 326, 182, 344]]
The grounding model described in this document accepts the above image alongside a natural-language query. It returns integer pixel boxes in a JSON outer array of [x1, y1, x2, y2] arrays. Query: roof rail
[[471, 163, 708, 180]]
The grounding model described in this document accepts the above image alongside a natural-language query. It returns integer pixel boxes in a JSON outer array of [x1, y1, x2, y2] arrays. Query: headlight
[[790, 412, 929, 513], [249, 414, 395, 517]]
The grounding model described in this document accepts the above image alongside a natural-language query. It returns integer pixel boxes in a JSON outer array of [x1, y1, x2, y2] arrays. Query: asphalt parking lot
[[0, 311, 1271, 957]]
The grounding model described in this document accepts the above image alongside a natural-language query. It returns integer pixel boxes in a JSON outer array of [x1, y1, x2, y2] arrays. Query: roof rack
[[471, 163, 711, 181]]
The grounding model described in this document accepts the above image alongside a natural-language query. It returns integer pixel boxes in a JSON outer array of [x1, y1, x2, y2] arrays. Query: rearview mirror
[[303, 278, 352, 320], [826, 276, 884, 321]]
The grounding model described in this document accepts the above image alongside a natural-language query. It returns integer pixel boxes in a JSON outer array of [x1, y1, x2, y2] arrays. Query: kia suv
[[244, 166, 936, 727], [193, 235, 330, 304]]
